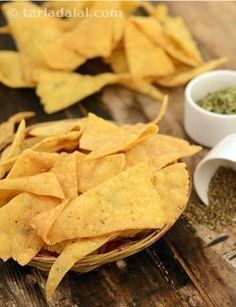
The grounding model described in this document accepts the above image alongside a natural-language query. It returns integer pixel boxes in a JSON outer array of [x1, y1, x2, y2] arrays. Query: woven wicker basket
[[2, 119, 190, 273], [30, 227, 172, 273]]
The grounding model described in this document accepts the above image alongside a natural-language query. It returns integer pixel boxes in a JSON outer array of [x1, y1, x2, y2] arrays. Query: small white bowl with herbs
[[184, 70, 236, 148]]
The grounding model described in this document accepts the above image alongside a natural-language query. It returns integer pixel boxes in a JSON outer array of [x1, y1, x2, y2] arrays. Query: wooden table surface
[[0, 2, 236, 306]]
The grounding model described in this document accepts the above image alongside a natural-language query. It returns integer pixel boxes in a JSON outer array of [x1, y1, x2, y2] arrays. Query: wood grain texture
[[0, 1, 235, 306]]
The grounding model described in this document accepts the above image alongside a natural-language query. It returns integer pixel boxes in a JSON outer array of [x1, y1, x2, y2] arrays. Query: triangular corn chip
[[163, 17, 203, 66], [32, 131, 81, 152], [75, 151, 126, 193], [1, 120, 25, 161], [0, 51, 33, 88], [125, 134, 201, 170], [29, 119, 83, 138], [1, 2, 71, 82], [0, 112, 34, 152], [125, 19, 175, 78], [104, 47, 129, 73], [8, 150, 59, 178], [0, 193, 60, 265], [153, 163, 189, 223], [80, 113, 158, 159], [156, 58, 227, 87], [46, 235, 114, 298], [49, 163, 166, 243], [31, 200, 69, 244], [0, 172, 65, 207], [64, 1, 116, 58], [36, 71, 125, 113], [51, 153, 77, 199], [132, 17, 202, 67]]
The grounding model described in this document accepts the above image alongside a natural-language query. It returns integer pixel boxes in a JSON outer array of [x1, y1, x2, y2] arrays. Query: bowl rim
[[185, 70, 236, 119]]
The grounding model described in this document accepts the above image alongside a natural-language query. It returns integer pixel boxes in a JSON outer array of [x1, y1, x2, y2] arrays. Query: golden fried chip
[[1, 120, 26, 161], [163, 17, 203, 66], [31, 200, 69, 244], [49, 163, 166, 243], [1, 2, 66, 82], [121, 1, 140, 15], [0, 112, 35, 152], [112, 15, 125, 48], [8, 150, 59, 178], [20, 136, 45, 151], [40, 40, 86, 71], [0, 132, 81, 178], [0, 172, 65, 206], [46, 235, 114, 298], [0, 51, 33, 88], [80, 113, 158, 159], [0, 193, 60, 265], [51, 153, 77, 199], [125, 19, 175, 78], [104, 47, 129, 73], [153, 163, 189, 223], [152, 4, 169, 23], [29, 119, 82, 137], [32, 131, 81, 153], [125, 134, 201, 170], [36, 71, 125, 113], [132, 17, 201, 68], [156, 58, 227, 87], [65, 2, 115, 58], [75, 151, 126, 193]]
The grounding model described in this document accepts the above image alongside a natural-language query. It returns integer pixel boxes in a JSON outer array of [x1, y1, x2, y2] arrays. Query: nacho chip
[[104, 47, 129, 73], [20, 136, 45, 151], [31, 200, 69, 244], [112, 15, 126, 48], [36, 71, 125, 113], [51, 153, 77, 199], [32, 131, 81, 153], [125, 134, 201, 170], [152, 4, 169, 23], [0, 112, 35, 152], [125, 20, 175, 78], [80, 113, 158, 159], [121, 1, 140, 15], [163, 17, 203, 66], [0, 172, 65, 205], [0, 193, 60, 265], [46, 235, 114, 298], [1, 2, 66, 82], [49, 163, 166, 242], [8, 150, 59, 178], [156, 58, 227, 87], [0, 51, 33, 88], [132, 17, 202, 67], [29, 119, 83, 137], [40, 40, 86, 71], [43, 1, 92, 12], [75, 151, 126, 193], [1, 120, 26, 161], [65, 2, 116, 58], [153, 163, 189, 223]]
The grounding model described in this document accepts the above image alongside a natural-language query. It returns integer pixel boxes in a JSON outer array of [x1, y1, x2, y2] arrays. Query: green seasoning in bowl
[[197, 87, 236, 115]]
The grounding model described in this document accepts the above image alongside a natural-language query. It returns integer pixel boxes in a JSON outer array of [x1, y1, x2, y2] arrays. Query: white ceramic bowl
[[184, 70, 236, 148], [194, 133, 236, 205]]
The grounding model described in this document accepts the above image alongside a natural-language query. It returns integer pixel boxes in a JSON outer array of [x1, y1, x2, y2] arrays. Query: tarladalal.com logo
[[6, 6, 123, 19]]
